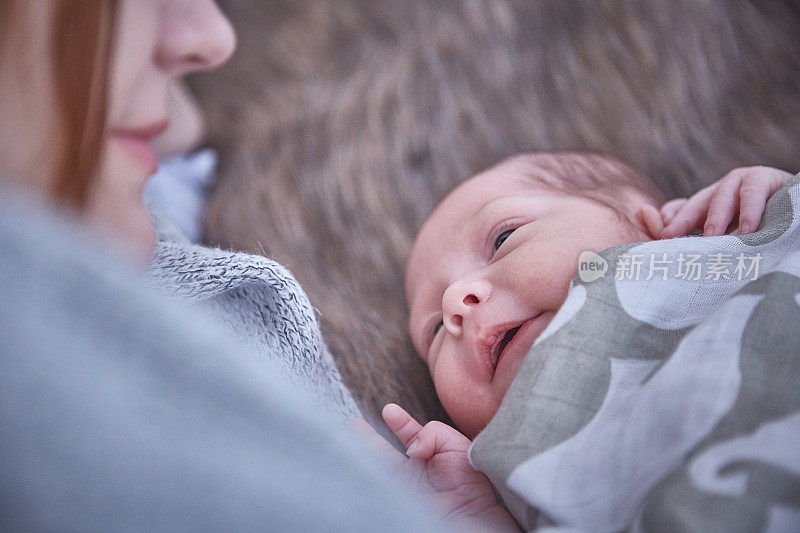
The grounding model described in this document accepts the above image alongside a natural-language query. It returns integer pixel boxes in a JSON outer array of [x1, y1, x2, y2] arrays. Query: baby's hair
[[496, 152, 665, 224]]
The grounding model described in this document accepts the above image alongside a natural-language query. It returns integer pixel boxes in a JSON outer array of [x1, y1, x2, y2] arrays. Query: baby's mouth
[[490, 324, 523, 369]]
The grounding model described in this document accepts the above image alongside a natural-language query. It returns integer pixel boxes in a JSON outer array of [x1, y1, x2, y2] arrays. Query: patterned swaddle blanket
[[470, 174, 800, 532]]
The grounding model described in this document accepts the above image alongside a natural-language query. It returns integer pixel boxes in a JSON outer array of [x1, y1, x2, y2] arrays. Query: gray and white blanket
[[470, 175, 800, 532], [146, 237, 361, 424]]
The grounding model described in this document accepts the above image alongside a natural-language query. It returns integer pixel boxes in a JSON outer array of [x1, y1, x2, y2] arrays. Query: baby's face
[[406, 160, 647, 437]]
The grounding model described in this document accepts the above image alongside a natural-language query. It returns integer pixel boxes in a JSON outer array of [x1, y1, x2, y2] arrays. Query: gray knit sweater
[[145, 234, 360, 423], [0, 194, 444, 531]]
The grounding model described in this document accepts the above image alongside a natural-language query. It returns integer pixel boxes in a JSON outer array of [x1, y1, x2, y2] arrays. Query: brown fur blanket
[[189, 0, 800, 429]]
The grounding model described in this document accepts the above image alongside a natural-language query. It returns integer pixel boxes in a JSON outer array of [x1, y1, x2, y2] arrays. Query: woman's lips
[[110, 120, 168, 175]]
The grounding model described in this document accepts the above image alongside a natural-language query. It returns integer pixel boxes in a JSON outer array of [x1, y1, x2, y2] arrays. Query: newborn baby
[[361, 152, 793, 531], [405, 152, 662, 438], [402, 152, 792, 438]]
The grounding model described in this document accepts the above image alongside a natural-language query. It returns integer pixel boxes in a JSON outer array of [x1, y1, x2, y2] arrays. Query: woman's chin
[[87, 203, 157, 266], [115, 222, 157, 266], [126, 214, 158, 265]]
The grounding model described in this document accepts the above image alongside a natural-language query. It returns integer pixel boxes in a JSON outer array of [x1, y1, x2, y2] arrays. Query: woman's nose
[[441, 279, 492, 337], [155, 0, 237, 76]]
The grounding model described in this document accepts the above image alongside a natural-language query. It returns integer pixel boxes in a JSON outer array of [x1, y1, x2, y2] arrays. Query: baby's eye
[[493, 228, 516, 254], [433, 320, 444, 336]]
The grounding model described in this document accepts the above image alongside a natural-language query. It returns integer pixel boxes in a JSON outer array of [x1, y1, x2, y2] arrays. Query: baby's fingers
[[382, 403, 424, 449], [406, 421, 472, 460], [703, 174, 742, 236], [738, 167, 795, 234], [636, 204, 664, 239], [660, 198, 687, 224], [661, 186, 715, 238]]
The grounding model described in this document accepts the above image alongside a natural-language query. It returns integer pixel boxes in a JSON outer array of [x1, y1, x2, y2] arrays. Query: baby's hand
[[639, 166, 795, 239], [349, 405, 519, 532]]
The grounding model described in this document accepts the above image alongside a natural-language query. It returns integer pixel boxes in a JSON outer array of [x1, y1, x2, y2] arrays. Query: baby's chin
[[462, 310, 557, 437]]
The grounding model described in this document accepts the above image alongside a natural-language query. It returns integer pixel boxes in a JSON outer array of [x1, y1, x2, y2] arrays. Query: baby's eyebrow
[[473, 197, 505, 222]]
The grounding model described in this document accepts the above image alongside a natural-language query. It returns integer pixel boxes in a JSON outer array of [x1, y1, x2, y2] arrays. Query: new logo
[[578, 251, 608, 282]]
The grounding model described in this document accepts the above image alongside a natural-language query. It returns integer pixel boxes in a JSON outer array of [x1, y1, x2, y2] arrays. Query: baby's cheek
[[432, 362, 494, 438]]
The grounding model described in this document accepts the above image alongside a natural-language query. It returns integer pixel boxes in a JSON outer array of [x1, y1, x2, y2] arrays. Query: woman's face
[[0, 0, 236, 261]]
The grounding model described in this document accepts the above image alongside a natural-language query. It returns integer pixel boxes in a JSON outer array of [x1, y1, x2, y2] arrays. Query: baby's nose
[[441, 279, 492, 336]]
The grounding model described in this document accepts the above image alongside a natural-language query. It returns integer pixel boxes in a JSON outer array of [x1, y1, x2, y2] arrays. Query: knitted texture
[[146, 238, 361, 423]]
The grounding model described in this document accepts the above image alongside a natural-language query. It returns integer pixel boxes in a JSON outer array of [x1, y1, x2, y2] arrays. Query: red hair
[[2, 1, 118, 210], [50, 0, 118, 210]]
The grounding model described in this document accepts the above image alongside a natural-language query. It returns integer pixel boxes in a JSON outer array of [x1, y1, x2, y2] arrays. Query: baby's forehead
[[438, 164, 538, 211], [408, 161, 545, 258], [406, 169, 532, 289]]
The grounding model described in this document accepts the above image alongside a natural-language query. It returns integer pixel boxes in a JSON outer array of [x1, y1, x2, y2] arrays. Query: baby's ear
[[635, 204, 664, 240]]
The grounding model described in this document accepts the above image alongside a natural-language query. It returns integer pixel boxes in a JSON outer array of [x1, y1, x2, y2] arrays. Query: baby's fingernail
[[739, 221, 751, 234], [406, 440, 420, 456], [704, 224, 715, 236]]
